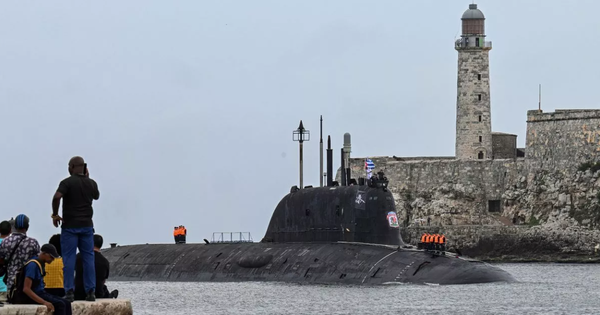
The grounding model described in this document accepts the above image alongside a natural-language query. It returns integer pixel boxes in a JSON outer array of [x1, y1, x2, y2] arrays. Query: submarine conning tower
[[262, 171, 405, 246]]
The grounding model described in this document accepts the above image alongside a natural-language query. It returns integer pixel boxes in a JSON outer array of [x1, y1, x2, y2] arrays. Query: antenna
[[320, 116, 323, 139], [319, 115, 324, 187], [538, 84, 542, 112]]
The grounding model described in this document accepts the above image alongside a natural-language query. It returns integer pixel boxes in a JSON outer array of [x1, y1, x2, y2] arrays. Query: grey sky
[[1, 1, 599, 245]]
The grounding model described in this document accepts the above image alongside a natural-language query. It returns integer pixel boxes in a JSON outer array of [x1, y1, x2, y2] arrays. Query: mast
[[319, 115, 324, 187]]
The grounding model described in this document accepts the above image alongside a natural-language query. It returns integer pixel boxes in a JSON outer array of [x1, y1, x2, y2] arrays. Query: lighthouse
[[455, 3, 492, 160]]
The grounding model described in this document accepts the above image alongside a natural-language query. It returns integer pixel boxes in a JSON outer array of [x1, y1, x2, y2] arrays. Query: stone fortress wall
[[339, 109, 600, 260], [335, 3, 600, 261], [526, 109, 600, 171]]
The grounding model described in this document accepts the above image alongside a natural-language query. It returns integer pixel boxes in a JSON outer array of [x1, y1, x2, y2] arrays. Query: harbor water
[[113, 263, 600, 314]]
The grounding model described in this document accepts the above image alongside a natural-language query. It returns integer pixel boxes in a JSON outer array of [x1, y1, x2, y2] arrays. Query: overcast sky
[[1, 0, 599, 246]]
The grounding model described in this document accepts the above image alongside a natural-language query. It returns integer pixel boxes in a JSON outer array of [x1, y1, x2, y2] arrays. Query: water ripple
[[110, 263, 600, 315]]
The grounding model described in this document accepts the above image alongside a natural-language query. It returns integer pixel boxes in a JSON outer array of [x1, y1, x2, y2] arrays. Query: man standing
[[52, 156, 99, 302], [0, 220, 12, 302], [0, 214, 40, 292]]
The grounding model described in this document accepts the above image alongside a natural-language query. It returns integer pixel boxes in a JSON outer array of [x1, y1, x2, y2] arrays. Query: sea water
[[112, 263, 600, 314]]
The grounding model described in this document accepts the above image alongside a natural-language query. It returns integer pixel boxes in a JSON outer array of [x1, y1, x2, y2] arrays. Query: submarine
[[103, 123, 516, 285]]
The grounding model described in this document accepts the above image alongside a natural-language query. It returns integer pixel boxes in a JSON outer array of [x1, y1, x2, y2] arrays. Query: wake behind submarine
[[103, 122, 516, 285]]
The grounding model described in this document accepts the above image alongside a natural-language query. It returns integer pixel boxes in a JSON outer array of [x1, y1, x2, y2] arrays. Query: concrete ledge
[[0, 298, 132, 315]]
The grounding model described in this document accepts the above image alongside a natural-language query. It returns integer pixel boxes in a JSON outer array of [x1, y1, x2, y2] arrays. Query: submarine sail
[[262, 171, 404, 247]]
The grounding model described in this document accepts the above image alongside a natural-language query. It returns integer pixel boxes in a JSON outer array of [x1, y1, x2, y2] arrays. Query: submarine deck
[[103, 241, 515, 285]]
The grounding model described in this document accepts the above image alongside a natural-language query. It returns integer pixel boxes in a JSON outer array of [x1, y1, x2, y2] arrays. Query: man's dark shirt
[[57, 174, 100, 228], [74, 251, 109, 299]]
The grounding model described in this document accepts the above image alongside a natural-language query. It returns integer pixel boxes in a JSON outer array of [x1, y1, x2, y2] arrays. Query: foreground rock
[[0, 298, 133, 315]]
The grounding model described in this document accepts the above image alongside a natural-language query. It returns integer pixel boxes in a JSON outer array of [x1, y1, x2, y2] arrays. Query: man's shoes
[[85, 290, 96, 302], [63, 290, 74, 302], [109, 289, 119, 299]]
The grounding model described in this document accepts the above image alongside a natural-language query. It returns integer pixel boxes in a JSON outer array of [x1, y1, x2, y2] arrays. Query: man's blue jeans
[[61, 227, 95, 293]]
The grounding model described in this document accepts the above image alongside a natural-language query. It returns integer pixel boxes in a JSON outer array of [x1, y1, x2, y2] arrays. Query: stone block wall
[[336, 154, 600, 259], [492, 132, 517, 159], [339, 157, 525, 226], [526, 109, 600, 170], [341, 154, 600, 228], [455, 49, 492, 160]]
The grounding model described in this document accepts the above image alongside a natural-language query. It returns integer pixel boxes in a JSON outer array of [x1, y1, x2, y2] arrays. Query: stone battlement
[[526, 108, 600, 170], [363, 156, 455, 163], [0, 299, 133, 315], [527, 109, 600, 122]]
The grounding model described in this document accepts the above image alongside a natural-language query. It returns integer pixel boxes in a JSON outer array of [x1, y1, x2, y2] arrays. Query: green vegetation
[[528, 215, 540, 226]]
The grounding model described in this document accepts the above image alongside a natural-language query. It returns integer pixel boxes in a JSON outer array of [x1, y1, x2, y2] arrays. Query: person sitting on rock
[[0, 214, 40, 293], [15, 244, 72, 315], [74, 234, 118, 300], [0, 220, 12, 303], [44, 234, 65, 297]]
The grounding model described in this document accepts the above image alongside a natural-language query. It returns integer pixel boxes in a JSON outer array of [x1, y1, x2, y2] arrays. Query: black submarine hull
[[102, 166, 516, 285], [102, 242, 515, 285]]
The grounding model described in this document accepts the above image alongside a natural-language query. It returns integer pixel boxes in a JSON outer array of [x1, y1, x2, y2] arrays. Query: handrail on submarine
[[211, 232, 254, 244]]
